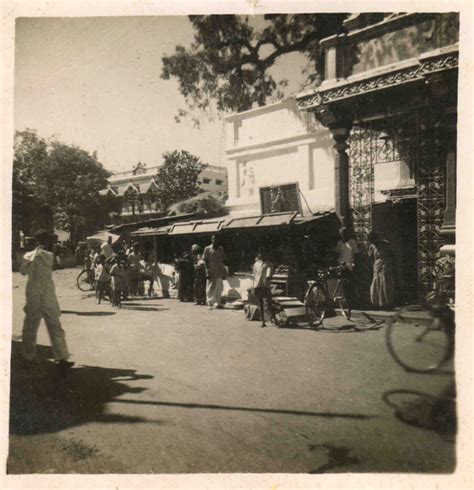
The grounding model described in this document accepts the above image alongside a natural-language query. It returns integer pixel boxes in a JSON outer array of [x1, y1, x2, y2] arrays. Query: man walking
[[203, 234, 226, 309], [20, 229, 74, 369]]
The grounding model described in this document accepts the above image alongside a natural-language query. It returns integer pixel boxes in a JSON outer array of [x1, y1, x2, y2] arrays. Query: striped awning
[[168, 218, 226, 236], [223, 212, 298, 230]]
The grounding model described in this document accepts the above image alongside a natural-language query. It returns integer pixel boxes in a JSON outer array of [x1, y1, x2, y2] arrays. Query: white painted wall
[[224, 99, 335, 216]]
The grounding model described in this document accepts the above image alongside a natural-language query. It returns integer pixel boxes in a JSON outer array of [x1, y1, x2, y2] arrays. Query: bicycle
[[386, 298, 455, 373], [305, 265, 351, 328], [76, 268, 95, 292]]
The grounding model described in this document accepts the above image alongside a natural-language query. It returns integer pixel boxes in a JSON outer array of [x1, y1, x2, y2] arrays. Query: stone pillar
[[330, 126, 352, 226]]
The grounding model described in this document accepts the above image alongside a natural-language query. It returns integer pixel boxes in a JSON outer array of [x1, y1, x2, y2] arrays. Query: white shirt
[[336, 239, 359, 270], [100, 242, 114, 260], [253, 259, 272, 288]]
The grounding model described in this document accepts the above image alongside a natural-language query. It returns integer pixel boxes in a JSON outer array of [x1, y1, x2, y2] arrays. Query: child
[[95, 255, 110, 304], [252, 252, 277, 328], [109, 258, 127, 308]]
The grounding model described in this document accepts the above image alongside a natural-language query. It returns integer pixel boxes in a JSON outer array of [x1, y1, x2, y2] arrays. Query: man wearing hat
[[19, 229, 74, 368]]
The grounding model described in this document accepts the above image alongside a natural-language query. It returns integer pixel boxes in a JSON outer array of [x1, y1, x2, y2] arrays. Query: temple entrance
[[372, 200, 418, 305], [348, 108, 448, 302]]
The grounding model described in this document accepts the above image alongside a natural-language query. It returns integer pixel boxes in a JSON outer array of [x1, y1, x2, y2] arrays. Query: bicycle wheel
[[305, 283, 326, 328], [334, 281, 351, 320], [77, 269, 93, 292], [386, 306, 451, 373]]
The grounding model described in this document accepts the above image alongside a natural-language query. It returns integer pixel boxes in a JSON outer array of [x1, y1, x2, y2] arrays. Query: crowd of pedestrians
[[79, 234, 229, 310], [17, 226, 396, 369]]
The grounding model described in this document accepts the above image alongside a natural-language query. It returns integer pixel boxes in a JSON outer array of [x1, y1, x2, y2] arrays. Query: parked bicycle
[[386, 252, 455, 374], [386, 298, 455, 373], [304, 265, 351, 328], [76, 267, 95, 292]]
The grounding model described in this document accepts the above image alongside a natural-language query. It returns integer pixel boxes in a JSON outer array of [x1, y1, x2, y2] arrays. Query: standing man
[[335, 226, 360, 307], [203, 234, 226, 309], [253, 252, 277, 328], [100, 235, 115, 262], [20, 230, 74, 369]]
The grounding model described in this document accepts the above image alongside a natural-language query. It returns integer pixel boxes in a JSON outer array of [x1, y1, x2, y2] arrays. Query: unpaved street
[[8, 268, 455, 474]]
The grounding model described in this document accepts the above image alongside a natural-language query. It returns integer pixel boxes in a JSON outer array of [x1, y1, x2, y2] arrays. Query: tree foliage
[[154, 150, 206, 212], [13, 129, 115, 242], [168, 191, 228, 216], [161, 14, 347, 117]]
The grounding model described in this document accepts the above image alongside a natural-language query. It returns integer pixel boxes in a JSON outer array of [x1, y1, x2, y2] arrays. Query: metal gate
[[348, 110, 446, 297]]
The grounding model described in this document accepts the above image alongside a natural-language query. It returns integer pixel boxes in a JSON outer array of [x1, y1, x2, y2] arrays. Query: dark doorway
[[372, 199, 418, 305]]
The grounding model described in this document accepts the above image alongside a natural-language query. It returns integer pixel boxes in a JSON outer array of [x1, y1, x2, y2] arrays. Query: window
[[202, 178, 211, 184], [215, 179, 223, 185], [260, 183, 301, 215]]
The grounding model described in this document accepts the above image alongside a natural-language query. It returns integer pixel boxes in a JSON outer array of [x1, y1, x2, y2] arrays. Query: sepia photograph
[[1, 0, 472, 485]]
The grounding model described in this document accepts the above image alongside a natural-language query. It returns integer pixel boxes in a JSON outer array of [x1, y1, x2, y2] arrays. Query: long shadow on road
[[112, 398, 376, 420], [62, 310, 116, 316], [9, 341, 156, 435]]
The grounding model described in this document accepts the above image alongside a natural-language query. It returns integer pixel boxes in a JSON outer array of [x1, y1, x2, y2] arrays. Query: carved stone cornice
[[296, 50, 458, 111]]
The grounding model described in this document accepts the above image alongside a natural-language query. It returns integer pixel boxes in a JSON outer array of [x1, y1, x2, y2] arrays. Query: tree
[[12, 130, 114, 243], [13, 130, 52, 243], [168, 191, 228, 216], [161, 14, 347, 118], [154, 150, 206, 212]]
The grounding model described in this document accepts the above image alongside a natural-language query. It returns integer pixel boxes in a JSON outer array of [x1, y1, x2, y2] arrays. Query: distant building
[[100, 161, 228, 223]]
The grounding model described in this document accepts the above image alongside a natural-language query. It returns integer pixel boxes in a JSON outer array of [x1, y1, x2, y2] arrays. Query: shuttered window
[[260, 183, 301, 214]]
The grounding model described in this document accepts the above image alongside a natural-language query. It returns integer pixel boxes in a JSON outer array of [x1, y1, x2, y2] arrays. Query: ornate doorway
[[348, 109, 446, 299]]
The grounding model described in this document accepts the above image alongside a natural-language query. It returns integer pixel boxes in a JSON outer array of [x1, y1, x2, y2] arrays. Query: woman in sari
[[368, 232, 395, 308]]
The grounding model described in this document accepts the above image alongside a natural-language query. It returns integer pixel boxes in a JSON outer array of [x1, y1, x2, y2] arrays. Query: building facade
[[224, 99, 335, 217], [101, 162, 228, 223], [295, 12, 458, 301]]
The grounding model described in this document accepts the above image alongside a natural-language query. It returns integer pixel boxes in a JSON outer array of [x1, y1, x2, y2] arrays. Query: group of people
[[336, 226, 395, 309], [81, 234, 229, 311], [174, 235, 227, 309], [83, 237, 166, 308], [17, 225, 395, 369]]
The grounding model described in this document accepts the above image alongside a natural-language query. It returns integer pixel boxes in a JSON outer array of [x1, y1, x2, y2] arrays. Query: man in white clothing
[[335, 226, 359, 307], [100, 235, 115, 261], [20, 230, 74, 369]]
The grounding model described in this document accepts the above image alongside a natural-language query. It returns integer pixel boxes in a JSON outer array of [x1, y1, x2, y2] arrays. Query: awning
[[131, 226, 170, 237], [111, 213, 196, 233], [223, 212, 298, 230], [293, 210, 337, 225], [168, 218, 226, 236], [86, 230, 121, 243]]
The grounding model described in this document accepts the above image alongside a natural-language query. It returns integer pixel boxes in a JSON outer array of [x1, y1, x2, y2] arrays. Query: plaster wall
[[225, 100, 335, 216]]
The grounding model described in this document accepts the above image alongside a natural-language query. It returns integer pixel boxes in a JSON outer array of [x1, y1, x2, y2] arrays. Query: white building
[[223, 98, 414, 219], [101, 162, 228, 221], [224, 98, 335, 217]]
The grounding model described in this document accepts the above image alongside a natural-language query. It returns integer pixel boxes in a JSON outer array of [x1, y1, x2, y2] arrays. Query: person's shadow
[[9, 341, 155, 435]]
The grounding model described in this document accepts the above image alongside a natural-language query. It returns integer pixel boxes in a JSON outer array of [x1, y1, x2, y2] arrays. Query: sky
[[14, 15, 308, 174]]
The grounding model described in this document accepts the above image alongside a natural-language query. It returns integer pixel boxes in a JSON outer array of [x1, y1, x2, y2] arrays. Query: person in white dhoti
[[203, 235, 226, 309], [20, 230, 74, 368]]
